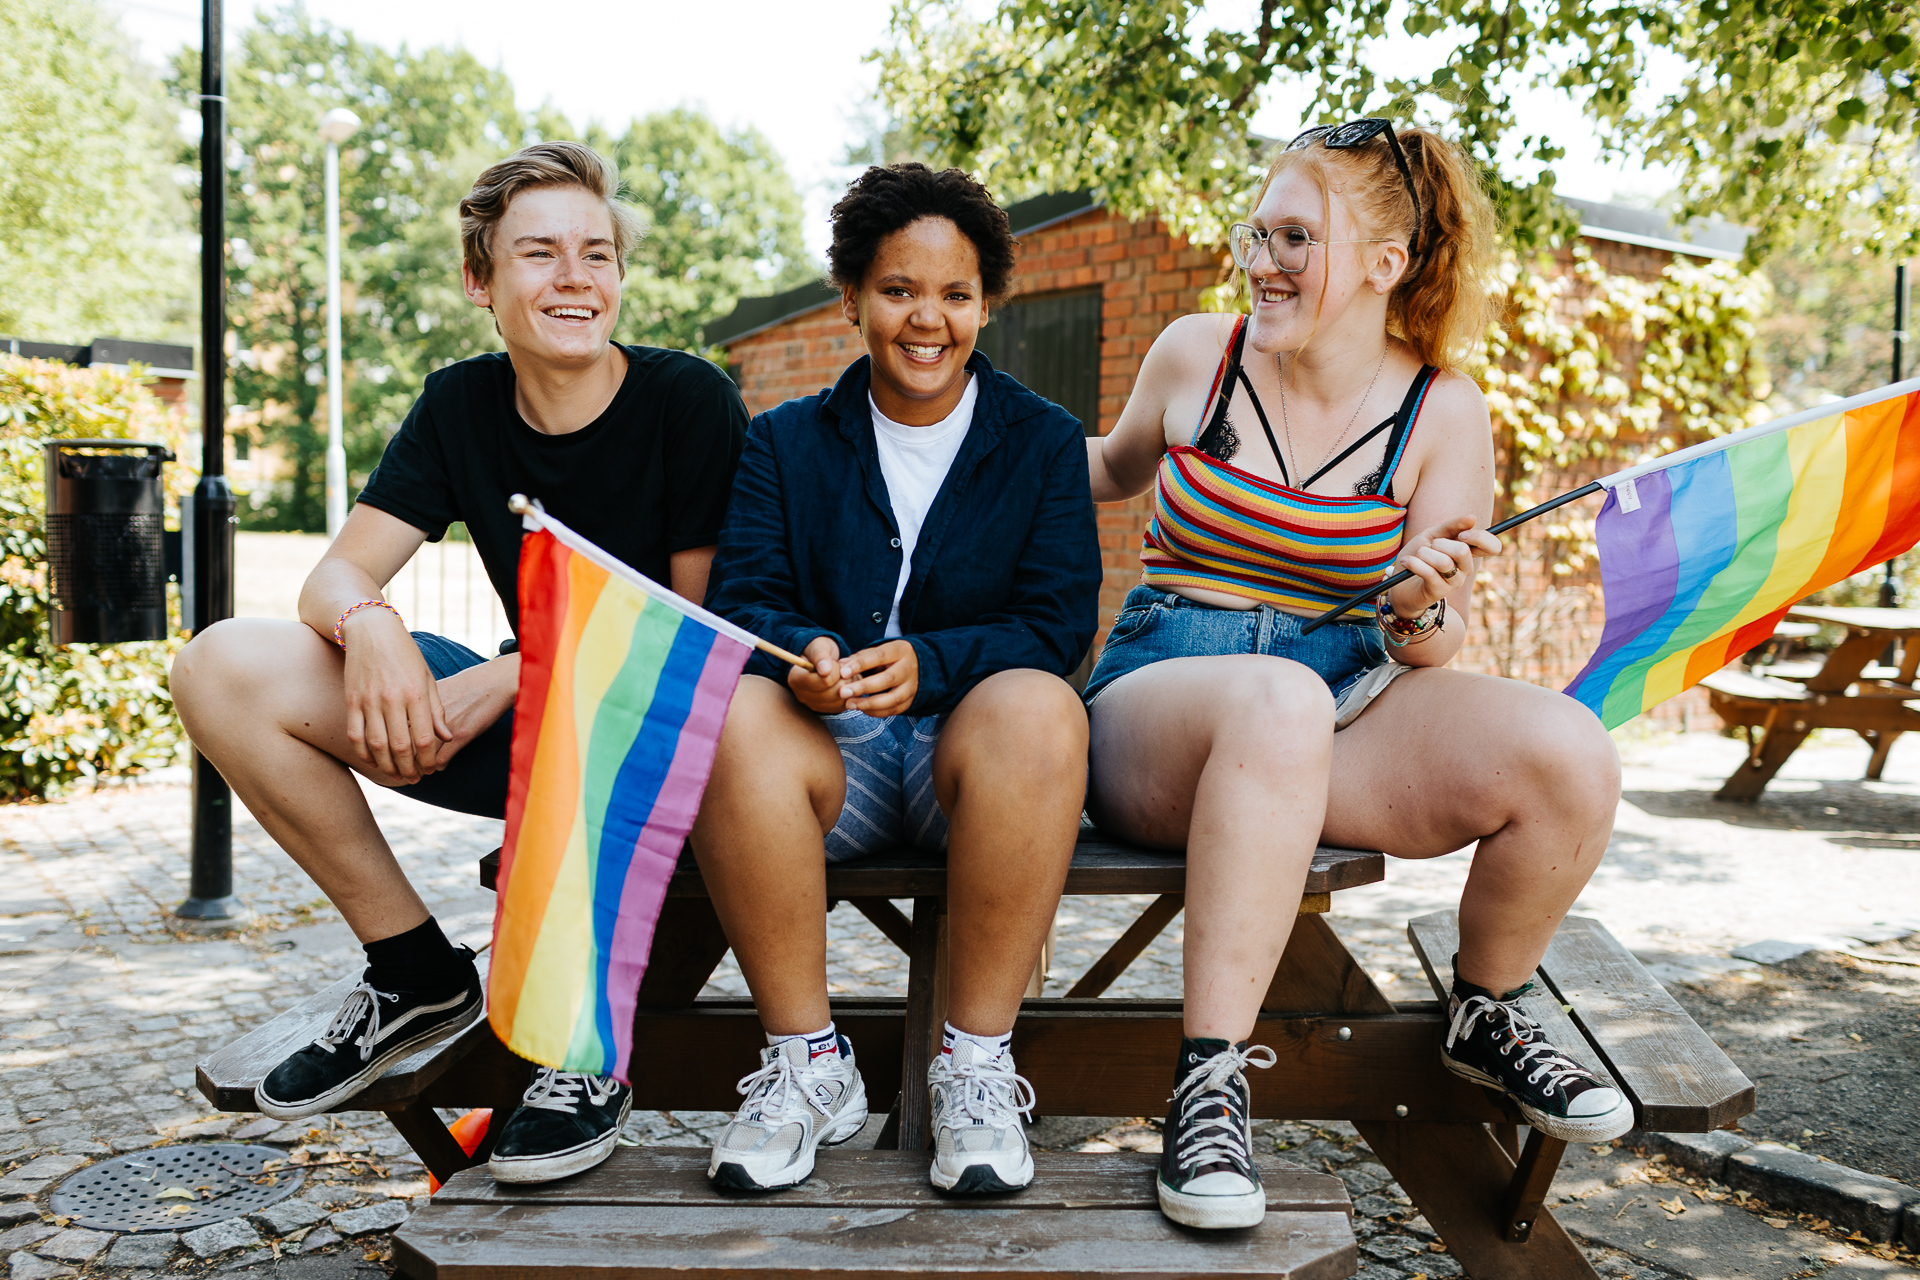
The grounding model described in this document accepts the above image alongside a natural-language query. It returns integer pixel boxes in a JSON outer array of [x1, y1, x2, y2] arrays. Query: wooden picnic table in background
[[1702, 604, 1920, 800]]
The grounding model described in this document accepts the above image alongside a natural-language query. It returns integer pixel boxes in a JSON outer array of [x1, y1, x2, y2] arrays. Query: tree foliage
[[0, 0, 192, 343], [877, 0, 1918, 260]]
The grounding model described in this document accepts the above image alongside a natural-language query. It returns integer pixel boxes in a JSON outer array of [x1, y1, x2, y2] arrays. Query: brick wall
[[721, 215, 1718, 724]]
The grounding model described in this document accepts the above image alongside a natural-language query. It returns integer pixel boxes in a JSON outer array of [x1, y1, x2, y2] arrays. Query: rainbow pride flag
[[1566, 379, 1920, 728], [489, 504, 754, 1081]]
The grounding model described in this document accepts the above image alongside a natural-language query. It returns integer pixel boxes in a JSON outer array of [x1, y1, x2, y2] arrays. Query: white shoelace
[[939, 1053, 1037, 1128], [1169, 1043, 1276, 1173], [733, 1050, 838, 1131], [520, 1066, 617, 1113], [1446, 995, 1593, 1097], [313, 983, 399, 1063]]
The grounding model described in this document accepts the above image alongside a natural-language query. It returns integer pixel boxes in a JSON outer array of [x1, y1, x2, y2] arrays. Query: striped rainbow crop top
[[1141, 316, 1438, 619]]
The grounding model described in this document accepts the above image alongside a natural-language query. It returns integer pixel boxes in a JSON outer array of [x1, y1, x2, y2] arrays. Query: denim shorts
[[375, 632, 512, 820], [1083, 585, 1391, 709], [821, 710, 950, 863]]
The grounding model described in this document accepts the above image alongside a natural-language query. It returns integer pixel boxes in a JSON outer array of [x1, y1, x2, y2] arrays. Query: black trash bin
[[43, 438, 176, 645]]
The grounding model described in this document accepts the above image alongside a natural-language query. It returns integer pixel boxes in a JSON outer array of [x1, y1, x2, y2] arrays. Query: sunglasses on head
[[1284, 118, 1422, 260]]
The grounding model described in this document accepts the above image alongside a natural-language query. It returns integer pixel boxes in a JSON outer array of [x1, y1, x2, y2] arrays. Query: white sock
[[942, 1022, 1012, 1061], [768, 1022, 841, 1061]]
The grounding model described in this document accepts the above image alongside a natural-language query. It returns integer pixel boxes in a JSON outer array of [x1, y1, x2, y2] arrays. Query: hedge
[[0, 355, 195, 800]]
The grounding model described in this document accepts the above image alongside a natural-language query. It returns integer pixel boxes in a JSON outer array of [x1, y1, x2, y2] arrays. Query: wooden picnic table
[[1703, 604, 1920, 800], [202, 827, 1754, 1279]]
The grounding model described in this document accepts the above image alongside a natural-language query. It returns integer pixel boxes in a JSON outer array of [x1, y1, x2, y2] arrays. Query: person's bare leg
[[933, 670, 1087, 1036], [1322, 668, 1620, 993], [687, 675, 846, 1037], [1087, 656, 1333, 1041], [170, 617, 427, 941]]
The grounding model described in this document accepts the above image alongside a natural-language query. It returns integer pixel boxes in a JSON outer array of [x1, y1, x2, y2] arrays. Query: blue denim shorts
[[1083, 585, 1390, 708], [376, 631, 511, 820], [821, 710, 950, 863]]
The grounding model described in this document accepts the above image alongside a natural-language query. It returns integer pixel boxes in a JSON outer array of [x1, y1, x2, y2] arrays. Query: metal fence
[[380, 526, 513, 658]]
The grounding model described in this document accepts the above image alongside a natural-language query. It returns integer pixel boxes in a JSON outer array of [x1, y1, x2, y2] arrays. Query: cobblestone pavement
[[2, 732, 1918, 1277]]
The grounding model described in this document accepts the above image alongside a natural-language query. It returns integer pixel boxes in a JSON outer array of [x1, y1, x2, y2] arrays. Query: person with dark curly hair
[[696, 163, 1101, 1194]]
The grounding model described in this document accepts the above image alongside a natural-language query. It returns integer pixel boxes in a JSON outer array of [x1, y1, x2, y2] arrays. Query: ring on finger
[[1439, 566, 1458, 580]]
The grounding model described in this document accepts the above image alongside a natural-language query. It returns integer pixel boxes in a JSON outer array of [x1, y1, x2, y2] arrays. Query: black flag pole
[[1298, 481, 1605, 635]]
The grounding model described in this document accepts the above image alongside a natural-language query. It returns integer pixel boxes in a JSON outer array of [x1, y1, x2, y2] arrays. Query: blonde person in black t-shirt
[[170, 142, 746, 1185]]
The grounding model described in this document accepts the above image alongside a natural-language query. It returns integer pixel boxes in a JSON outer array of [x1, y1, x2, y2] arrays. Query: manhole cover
[[50, 1143, 305, 1233]]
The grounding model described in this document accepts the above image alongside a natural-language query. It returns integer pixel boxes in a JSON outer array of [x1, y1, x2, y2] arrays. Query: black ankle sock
[[1448, 954, 1530, 1004], [363, 917, 469, 999], [1174, 1036, 1239, 1087]]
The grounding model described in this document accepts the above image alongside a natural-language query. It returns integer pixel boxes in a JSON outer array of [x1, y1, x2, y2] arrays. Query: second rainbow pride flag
[[489, 506, 752, 1082], [1567, 380, 1920, 728]]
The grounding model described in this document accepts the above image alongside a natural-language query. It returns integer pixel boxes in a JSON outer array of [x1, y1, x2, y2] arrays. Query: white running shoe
[[927, 1039, 1036, 1193], [707, 1034, 868, 1190]]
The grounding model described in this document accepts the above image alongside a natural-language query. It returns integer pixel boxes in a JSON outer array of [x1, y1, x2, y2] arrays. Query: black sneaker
[[1156, 1038, 1276, 1229], [1441, 976, 1633, 1142], [488, 1068, 633, 1184], [255, 951, 484, 1121]]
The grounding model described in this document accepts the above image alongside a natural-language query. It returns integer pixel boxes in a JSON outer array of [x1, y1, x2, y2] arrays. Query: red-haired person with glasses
[[1084, 120, 1629, 1231]]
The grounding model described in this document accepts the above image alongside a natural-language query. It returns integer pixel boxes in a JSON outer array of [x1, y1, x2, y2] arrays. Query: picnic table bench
[[1704, 604, 1920, 799], [199, 828, 1754, 1280]]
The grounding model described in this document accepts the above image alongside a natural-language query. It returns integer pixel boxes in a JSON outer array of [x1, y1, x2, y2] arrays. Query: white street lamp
[[319, 107, 361, 540]]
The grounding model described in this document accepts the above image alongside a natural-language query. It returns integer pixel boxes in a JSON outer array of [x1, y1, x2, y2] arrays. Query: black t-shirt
[[357, 345, 746, 633]]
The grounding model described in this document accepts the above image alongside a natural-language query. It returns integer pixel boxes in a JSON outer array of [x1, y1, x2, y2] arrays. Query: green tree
[[170, 9, 527, 530], [600, 109, 817, 354], [877, 0, 1919, 261], [0, 0, 192, 344]]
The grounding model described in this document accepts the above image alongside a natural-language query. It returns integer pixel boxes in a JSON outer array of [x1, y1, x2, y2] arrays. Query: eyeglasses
[[1283, 117, 1422, 260], [1226, 223, 1397, 274]]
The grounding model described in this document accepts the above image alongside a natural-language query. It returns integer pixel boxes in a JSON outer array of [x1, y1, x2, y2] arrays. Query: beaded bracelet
[[1376, 593, 1445, 647], [333, 599, 402, 649]]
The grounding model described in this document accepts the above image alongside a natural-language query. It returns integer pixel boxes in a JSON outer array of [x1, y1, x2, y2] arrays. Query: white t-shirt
[[870, 376, 978, 638]]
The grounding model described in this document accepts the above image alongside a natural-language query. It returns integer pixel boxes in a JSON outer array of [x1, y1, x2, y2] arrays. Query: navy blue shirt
[[706, 353, 1101, 715]]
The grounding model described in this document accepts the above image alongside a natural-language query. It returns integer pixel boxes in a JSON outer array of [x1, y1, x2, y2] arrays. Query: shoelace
[[313, 983, 399, 1063], [1169, 1044, 1276, 1172], [1446, 995, 1595, 1097], [520, 1066, 618, 1113], [732, 1049, 836, 1131], [939, 1053, 1037, 1128]]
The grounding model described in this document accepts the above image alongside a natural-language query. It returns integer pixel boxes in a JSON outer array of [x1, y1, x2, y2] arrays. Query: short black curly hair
[[827, 163, 1016, 302]]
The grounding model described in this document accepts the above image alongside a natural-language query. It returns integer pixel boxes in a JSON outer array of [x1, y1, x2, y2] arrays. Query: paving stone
[[32, 1230, 108, 1263], [1725, 1141, 1920, 1242], [181, 1219, 263, 1259], [250, 1198, 326, 1235], [1359, 1234, 1427, 1262], [6, 1253, 73, 1280], [219, 1248, 274, 1270], [1338, 1165, 1387, 1196], [108, 1134, 160, 1152], [1352, 1266, 1405, 1280], [329, 1201, 408, 1236], [102, 1233, 179, 1268], [0, 1229, 53, 1255], [295, 1229, 340, 1254], [0, 1155, 84, 1197], [227, 1118, 282, 1141], [1411, 1252, 1465, 1277]]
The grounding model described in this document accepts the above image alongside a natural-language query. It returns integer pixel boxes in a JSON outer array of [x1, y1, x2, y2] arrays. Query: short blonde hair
[[459, 142, 643, 285]]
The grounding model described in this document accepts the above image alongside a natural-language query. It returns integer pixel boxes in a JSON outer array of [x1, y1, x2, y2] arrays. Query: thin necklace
[[1278, 346, 1388, 488]]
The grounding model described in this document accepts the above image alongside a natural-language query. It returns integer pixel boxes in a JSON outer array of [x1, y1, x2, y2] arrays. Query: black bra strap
[[1236, 365, 1291, 488], [1301, 416, 1394, 490]]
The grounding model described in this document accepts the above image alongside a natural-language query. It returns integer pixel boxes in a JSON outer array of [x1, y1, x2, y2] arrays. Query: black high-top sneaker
[[489, 1068, 633, 1184], [1440, 962, 1633, 1142], [255, 948, 484, 1121], [1155, 1037, 1276, 1229]]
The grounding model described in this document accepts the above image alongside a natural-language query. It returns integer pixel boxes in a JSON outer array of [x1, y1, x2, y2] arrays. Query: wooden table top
[[1786, 604, 1920, 635]]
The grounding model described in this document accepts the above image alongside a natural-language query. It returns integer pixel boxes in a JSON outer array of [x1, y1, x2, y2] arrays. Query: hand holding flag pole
[[1299, 482, 1604, 635], [506, 494, 813, 670]]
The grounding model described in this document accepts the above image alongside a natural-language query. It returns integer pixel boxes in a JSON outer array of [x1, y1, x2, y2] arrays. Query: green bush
[[0, 355, 194, 800]]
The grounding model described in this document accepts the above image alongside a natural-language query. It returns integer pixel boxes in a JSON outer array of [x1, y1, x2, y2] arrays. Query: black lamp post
[[1881, 264, 1909, 613], [176, 0, 243, 924]]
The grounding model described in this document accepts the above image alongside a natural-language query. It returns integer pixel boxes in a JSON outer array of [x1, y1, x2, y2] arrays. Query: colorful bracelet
[[333, 599, 402, 649], [1377, 592, 1445, 647]]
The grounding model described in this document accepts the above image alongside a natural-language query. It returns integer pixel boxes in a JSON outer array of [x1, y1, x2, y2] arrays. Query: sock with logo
[[942, 1023, 1013, 1061], [769, 1023, 844, 1063], [362, 916, 469, 1000]]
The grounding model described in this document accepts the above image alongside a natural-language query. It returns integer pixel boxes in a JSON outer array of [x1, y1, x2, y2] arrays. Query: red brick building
[[706, 192, 1747, 713]]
